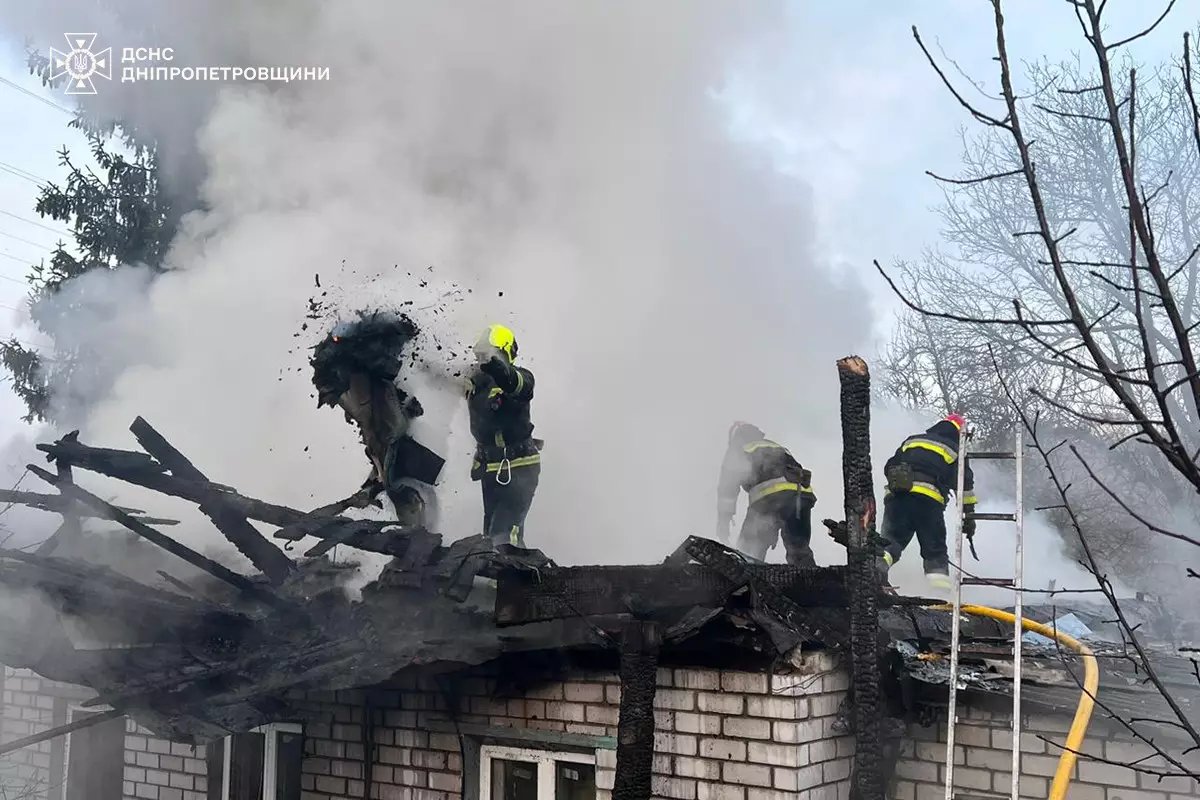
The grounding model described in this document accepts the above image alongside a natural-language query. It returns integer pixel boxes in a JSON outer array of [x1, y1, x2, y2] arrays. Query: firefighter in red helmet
[[717, 421, 818, 567], [878, 413, 977, 590]]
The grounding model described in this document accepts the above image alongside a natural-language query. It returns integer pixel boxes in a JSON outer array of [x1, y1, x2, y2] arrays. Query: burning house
[[0, 358, 1194, 800]]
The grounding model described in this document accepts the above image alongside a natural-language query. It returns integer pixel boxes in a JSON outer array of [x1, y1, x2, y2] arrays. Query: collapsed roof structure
[[0, 353, 1194, 800]]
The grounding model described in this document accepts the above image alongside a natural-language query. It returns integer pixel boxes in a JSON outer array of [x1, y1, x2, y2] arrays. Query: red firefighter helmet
[[944, 413, 967, 431]]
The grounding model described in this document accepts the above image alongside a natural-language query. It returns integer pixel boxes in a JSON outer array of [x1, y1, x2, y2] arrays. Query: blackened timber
[[494, 561, 850, 626], [130, 417, 295, 584], [836, 355, 883, 800], [26, 465, 295, 613], [156, 569, 200, 597], [684, 537, 840, 651], [0, 490, 179, 525], [613, 620, 659, 800], [55, 435, 83, 549], [38, 437, 309, 527], [285, 518, 430, 558], [0, 708, 123, 756]]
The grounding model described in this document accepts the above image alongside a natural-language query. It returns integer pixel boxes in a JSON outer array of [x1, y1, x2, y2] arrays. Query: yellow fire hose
[[930, 603, 1099, 800]]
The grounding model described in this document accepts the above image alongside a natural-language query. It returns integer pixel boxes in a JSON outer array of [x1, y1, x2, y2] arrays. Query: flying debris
[[310, 310, 445, 526]]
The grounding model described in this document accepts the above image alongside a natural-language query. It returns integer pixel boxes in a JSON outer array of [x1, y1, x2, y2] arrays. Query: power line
[[0, 165, 41, 185], [0, 252, 36, 269], [0, 229, 53, 250], [0, 160, 50, 186], [0, 210, 69, 237], [0, 160, 46, 183], [0, 75, 73, 115]]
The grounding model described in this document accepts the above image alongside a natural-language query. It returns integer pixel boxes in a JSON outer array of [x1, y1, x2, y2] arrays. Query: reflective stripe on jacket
[[884, 419, 977, 507]]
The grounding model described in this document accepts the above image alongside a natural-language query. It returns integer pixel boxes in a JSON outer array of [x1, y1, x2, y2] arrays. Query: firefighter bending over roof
[[718, 422, 817, 568], [466, 324, 542, 549], [878, 413, 977, 591]]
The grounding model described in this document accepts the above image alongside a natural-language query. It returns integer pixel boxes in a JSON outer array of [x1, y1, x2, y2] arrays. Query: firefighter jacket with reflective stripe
[[884, 420, 977, 506], [466, 360, 537, 466], [718, 439, 811, 516]]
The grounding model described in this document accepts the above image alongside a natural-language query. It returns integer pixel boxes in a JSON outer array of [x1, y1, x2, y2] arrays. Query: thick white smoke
[[0, 2, 879, 569]]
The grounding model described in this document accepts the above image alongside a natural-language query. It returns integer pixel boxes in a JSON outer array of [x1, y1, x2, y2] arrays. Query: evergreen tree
[[1, 53, 175, 422]]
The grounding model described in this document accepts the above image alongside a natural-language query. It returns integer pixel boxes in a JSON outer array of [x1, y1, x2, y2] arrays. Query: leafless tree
[[885, 0, 1200, 783]]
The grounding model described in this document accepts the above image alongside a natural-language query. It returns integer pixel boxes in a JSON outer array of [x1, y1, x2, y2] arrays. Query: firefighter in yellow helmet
[[465, 324, 541, 549]]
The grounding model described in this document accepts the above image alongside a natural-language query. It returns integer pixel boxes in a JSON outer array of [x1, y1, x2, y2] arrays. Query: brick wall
[[10, 659, 1200, 800], [0, 666, 95, 800], [2, 654, 854, 800], [290, 651, 853, 800], [123, 721, 208, 800], [896, 704, 1200, 800]]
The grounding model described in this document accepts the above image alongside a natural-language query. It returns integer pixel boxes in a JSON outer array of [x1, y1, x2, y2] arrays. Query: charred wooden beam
[[495, 560, 850, 627], [27, 465, 295, 614], [613, 620, 659, 800], [0, 490, 179, 525], [40, 436, 84, 557], [0, 708, 123, 756], [130, 417, 295, 585], [683, 537, 842, 652], [38, 437, 309, 527], [836, 355, 883, 800]]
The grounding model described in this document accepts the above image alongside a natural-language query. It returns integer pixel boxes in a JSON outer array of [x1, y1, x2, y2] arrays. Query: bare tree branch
[[912, 25, 1012, 129]]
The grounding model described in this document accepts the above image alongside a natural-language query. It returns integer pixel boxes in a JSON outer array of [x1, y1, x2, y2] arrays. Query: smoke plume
[[1, 1, 875, 569]]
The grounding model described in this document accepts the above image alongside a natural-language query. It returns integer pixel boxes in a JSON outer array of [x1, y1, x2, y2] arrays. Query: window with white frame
[[207, 722, 303, 800], [479, 745, 596, 800]]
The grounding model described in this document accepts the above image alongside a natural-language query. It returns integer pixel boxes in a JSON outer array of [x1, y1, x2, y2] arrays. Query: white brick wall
[[286, 652, 852, 800], [2, 655, 855, 800], [122, 719, 207, 800], [0, 667, 96, 800], [899, 706, 1200, 800]]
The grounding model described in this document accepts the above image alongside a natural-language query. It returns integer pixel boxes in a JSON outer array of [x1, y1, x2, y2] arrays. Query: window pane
[[275, 732, 304, 800], [555, 762, 596, 800], [490, 758, 538, 800], [229, 732, 265, 800]]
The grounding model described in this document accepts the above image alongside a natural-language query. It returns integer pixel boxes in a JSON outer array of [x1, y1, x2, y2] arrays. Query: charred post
[[613, 620, 660, 800], [836, 356, 883, 800]]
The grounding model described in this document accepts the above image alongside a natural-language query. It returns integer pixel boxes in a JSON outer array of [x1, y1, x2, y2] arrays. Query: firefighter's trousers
[[880, 492, 948, 575], [482, 463, 540, 548], [737, 490, 816, 568]]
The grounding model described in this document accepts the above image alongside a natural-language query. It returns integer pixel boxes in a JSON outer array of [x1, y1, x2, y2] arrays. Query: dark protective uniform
[[717, 426, 817, 567], [880, 420, 978, 576], [466, 357, 541, 547]]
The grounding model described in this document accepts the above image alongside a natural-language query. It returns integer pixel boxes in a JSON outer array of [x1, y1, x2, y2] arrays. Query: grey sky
[[0, 0, 1188, 437]]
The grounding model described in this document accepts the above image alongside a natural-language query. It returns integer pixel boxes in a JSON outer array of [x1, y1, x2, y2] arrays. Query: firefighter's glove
[[479, 356, 508, 382], [963, 508, 979, 561], [823, 518, 848, 547]]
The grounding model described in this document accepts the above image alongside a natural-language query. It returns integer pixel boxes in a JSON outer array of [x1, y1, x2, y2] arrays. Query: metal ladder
[[944, 428, 1025, 800]]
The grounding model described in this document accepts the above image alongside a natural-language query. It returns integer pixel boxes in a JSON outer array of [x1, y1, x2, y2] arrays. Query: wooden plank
[[26, 465, 294, 614], [0, 708, 122, 757], [37, 438, 308, 527], [130, 417, 295, 585], [495, 561, 851, 626]]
